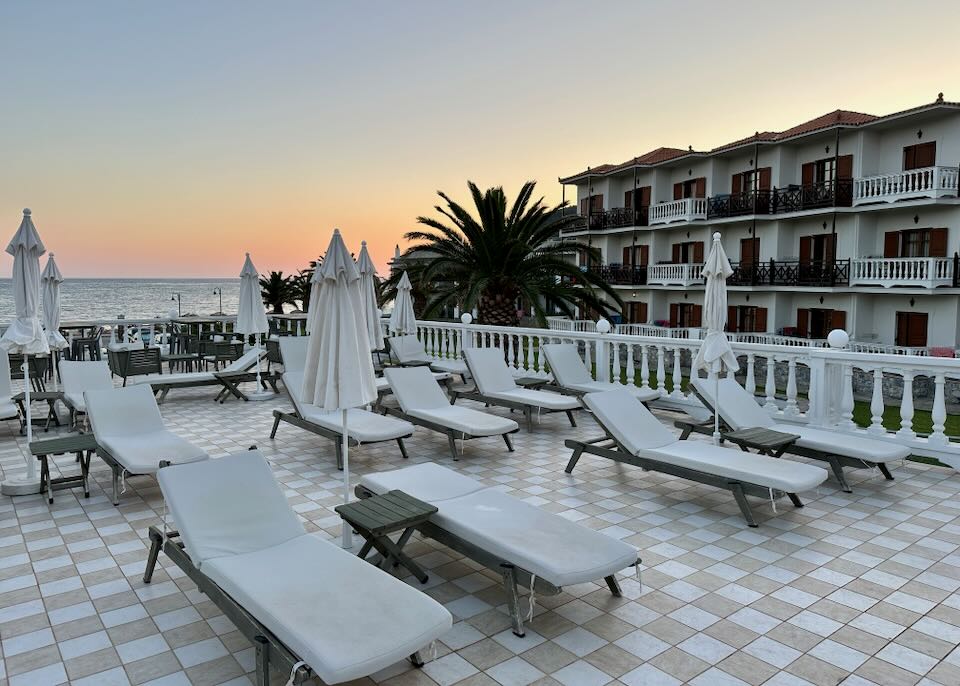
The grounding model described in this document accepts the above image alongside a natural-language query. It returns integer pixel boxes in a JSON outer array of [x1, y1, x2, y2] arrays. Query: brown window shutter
[[755, 307, 768, 333], [692, 304, 703, 327], [672, 243, 681, 263], [639, 302, 648, 323], [801, 162, 814, 186], [669, 303, 679, 327], [824, 233, 836, 262], [895, 312, 908, 346], [758, 167, 772, 190], [693, 241, 704, 263], [639, 186, 651, 206], [673, 183, 683, 201], [837, 155, 853, 179], [883, 231, 900, 258], [797, 308, 809, 337], [829, 310, 846, 331], [726, 306, 738, 332], [624, 190, 633, 210], [639, 245, 649, 266], [910, 313, 928, 347], [799, 236, 812, 263], [579, 198, 589, 216], [622, 247, 632, 265], [917, 142, 936, 168], [591, 194, 604, 211], [929, 228, 948, 257], [695, 177, 706, 198], [731, 174, 742, 195]]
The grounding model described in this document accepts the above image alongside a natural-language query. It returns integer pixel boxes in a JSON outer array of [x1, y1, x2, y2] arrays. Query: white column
[[868, 368, 886, 435], [896, 372, 916, 439], [656, 346, 665, 391], [840, 363, 856, 429], [745, 354, 756, 395], [785, 358, 798, 415], [640, 345, 650, 389], [931, 372, 948, 446], [764, 356, 777, 411], [625, 344, 635, 388], [671, 347, 683, 399]]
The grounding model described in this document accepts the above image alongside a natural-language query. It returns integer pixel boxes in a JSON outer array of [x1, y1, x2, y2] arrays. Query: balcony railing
[[728, 259, 851, 287], [854, 165, 959, 205], [707, 189, 774, 218], [648, 198, 708, 225], [772, 178, 853, 213], [587, 264, 647, 285], [850, 256, 956, 288], [647, 262, 704, 286], [560, 206, 648, 234]]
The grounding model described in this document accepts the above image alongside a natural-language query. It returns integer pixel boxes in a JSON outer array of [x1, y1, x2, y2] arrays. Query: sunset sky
[[1, 1, 957, 277]]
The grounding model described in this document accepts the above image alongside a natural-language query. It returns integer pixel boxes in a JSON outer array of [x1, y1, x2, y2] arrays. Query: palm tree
[[291, 259, 319, 313], [384, 181, 621, 326], [259, 271, 295, 314]]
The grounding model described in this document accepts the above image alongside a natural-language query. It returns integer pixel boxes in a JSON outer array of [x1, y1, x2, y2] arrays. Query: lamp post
[[212, 287, 223, 314], [171, 293, 181, 317]]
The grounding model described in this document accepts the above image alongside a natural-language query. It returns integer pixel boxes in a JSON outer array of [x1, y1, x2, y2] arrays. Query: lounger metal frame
[[380, 404, 517, 460], [686, 385, 895, 493], [356, 484, 637, 638], [270, 408, 412, 469], [564, 433, 805, 527]]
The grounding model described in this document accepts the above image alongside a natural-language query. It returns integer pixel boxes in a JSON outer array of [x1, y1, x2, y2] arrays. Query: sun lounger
[[278, 336, 310, 375], [143, 450, 451, 686], [688, 377, 910, 492], [271, 371, 415, 468], [455, 347, 580, 432], [382, 366, 519, 459], [566, 390, 828, 526], [133, 348, 276, 402], [541, 343, 661, 402], [84, 385, 208, 504], [0, 354, 19, 424], [357, 461, 639, 637], [59, 360, 113, 428], [389, 334, 469, 380]]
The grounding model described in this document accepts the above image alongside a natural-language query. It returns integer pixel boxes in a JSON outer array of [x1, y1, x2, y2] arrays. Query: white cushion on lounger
[[363, 462, 486, 502], [584, 390, 827, 493], [542, 344, 660, 402], [85, 385, 208, 474], [59, 361, 113, 412], [691, 377, 910, 463], [409, 406, 518, 436], [158, 451, 452, 684], [391, 335, 467, 375], [385, 366, 456, 410], [486, 388, 580, 411], [376, 372, 450, 392], [220, 348, 263, 373], [279, 336, 310, 375], [134, 372, 216, 386], [465, 348, 579, 410], [360, 464, 637, 587], [284, 372, 414, 442]]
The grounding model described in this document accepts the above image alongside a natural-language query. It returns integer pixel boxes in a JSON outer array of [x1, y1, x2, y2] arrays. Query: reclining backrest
[[690, 376, 774, 429], [85, 385, 166, 437], [60, 361, 112, 396], [542, 344, 593, 386], [221, 347, 262, 373], [388, 335, 430, 364], [464, 347, 517, 395], [0, 354, 13, 399], [583, 390, 678, 453], [384, 366, 451, 411], [281, 371, 306, 414], [278, 336, 310, 375], [158, 450, 305, 567]]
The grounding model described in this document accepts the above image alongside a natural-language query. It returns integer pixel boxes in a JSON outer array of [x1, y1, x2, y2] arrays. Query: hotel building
[[558, 95, 960, 350]]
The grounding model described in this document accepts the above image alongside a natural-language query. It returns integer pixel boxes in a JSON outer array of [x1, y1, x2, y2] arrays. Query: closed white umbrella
[[1, 209, 51, 495], [692, 232, 739, 444], [356, 241, 384, 351], [389, 270, 416, 336], [41, 253, 68, 357], [302, 229, 377, 547], [235, 253, 272, 400]]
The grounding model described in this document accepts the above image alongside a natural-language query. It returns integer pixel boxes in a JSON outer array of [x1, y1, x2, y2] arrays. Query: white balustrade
[[646, 262, 704, 286], [648, 197, 709, 225], [851, 257, 954, 289], [854, 165, 959, 205]]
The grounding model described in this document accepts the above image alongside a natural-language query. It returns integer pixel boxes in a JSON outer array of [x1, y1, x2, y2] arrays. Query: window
[[578, 194, 604, 216], [731, 168, 772, 194], [799, 234, 836, 264], [883, 228, 947, 258], [670, 303, 702, 328], [624, 186, 651, 209], [895, 312, 928, 347], [726, 306, 768, 333], [673, 177, 706, 200], [797, 308, 846, 339], [624, 301, 647, 324], [903, 142, 936, 170], [671, 241, 704, 264], [622, 245, 649, 266], [801, 155, 853, 185]]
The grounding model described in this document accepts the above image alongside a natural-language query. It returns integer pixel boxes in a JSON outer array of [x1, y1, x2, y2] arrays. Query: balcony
[[588, 263, 647, 285], [706, 180, 853, 219], [853, 166, 959, 206], [647, 262, 704, 286], [850, 256, 957, 288], [728, 259, 851, 287], [648, 198, 708, 225], [559, 206, 648, 234], [707, 189, 773, 218]]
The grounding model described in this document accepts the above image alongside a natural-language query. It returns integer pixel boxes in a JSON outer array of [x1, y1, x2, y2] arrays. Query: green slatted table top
[[723, 427, 800, 451], [336, 490, 437, 536]]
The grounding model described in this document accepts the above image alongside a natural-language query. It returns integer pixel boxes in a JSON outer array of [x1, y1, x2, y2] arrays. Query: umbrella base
[[246, 390, 275, 402], [2, 476, 42, 496]]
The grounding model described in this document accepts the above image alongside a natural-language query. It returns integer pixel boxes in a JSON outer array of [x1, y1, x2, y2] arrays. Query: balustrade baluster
[[897, 372, 916, 439], [655, 346, 665, 391], [840, 364, 855, 428], [785, 358, 798, 415], [507, 334, 516, 370], [613, 342, 622, 384], [526, 335, 535, 373], [868, 368, 886, 435], [671, 347, 683, 398], [584, 341, 592, 377], [764, 356, 777, 411], [640, 345, 650, 388], [625, 344, 635, 387], [745, 354, 756, 395], [931, 373, 948, 445]]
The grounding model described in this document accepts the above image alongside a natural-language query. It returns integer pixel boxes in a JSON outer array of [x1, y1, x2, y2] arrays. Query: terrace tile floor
[[1, 379, 960, 685]]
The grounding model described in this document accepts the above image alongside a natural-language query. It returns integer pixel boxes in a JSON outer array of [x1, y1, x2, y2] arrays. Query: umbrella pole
[[247, 334, 273, 401], [341, 409, 353, 549], [24, 356, 35, 478], [713, 368, 721, 445]]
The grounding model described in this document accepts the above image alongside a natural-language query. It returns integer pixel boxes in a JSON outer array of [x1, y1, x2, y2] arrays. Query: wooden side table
[[336, 490, 437, 583], [14, 391, 63, 434], [722, 427, 800, 458], [30, 433, 97, 504]]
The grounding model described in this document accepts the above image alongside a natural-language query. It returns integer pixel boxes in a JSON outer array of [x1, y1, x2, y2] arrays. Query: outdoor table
[[13, 390, 63, 434], [335, 490, 437, 583], [213, 370, 281, 403], [30, 433, 97, 504], [514, 376, 549, 390], [162, 351, 200, 373], [675, 419, 799, 458]]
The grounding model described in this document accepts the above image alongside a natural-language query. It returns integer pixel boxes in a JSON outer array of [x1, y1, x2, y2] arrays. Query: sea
[[0, 278, 243, 322]]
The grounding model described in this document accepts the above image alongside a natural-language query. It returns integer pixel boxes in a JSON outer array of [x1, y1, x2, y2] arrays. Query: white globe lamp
[[827, 329, 849, 349], [596, 318, 612, 335], [460, 312, 473, 325]]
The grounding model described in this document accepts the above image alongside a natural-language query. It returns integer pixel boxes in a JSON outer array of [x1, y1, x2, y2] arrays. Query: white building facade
[[559, 96, 960, 351]]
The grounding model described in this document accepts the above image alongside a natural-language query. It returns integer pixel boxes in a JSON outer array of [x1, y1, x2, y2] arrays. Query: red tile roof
[[560, 97, 957, 183]]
